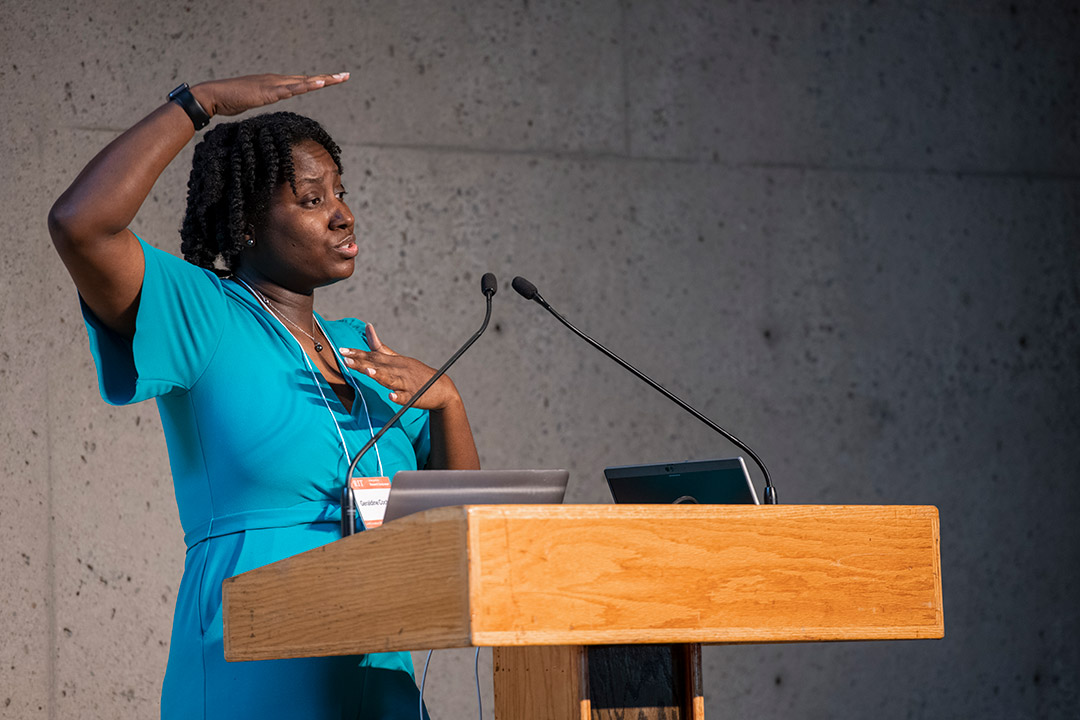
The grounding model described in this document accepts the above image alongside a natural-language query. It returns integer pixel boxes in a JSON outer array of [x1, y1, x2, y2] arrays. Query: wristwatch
[[167, 83, 211, 131]]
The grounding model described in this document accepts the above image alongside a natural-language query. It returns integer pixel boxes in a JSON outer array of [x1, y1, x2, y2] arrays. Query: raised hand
[[339, 324, 463, 411], [194, 72, 350, 118]]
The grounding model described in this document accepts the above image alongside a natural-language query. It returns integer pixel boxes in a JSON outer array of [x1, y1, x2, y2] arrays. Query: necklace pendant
[[314, 342, 324, 352]]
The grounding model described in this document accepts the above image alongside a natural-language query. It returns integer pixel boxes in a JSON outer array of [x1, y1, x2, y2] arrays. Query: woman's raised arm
[[47, 73, 349, 337]]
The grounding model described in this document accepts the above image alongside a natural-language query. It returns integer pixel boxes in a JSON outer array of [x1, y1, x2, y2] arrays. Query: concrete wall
[[2, 1, 1077, 717]]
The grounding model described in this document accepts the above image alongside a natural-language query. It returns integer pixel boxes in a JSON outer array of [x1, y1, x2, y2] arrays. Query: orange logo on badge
[[350, 476, 391, 490]]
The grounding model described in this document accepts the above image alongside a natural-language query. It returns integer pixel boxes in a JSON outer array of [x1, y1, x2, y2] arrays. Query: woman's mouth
[[334, 234, 359, 259]]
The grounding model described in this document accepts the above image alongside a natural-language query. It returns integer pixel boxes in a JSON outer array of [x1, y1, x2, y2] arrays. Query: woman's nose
[[331, 200, 354, 230]]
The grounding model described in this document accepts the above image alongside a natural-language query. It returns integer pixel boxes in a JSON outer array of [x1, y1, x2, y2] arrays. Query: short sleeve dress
[[82, 238, 431, 720]]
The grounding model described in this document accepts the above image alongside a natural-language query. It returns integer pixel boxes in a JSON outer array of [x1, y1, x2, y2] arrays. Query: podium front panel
[[468, 504, 943, 646]]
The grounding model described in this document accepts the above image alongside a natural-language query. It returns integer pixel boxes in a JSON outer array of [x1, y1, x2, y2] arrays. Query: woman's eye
[[336, 189, 348, 200], [303, 196, 321, 206]]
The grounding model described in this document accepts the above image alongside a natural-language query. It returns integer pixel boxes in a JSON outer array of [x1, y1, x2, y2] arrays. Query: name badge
[[349, 476, 391, 529]]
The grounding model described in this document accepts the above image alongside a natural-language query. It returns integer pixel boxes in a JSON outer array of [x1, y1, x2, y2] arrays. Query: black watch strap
[[167, 83, 211, 131]]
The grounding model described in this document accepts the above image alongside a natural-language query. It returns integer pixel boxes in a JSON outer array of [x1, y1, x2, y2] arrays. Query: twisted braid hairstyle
[[180, 111, 343, 272]]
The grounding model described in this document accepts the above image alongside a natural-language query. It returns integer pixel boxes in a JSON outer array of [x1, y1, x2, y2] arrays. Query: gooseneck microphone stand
[[511, 275, 777, 504], [341, 273, 497, 536]]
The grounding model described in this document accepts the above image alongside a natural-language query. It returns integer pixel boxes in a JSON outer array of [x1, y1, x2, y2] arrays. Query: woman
[[48, 73, 479, 718]]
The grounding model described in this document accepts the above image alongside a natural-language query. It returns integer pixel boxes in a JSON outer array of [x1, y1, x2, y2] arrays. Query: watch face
[[168, 83, 189, 100]]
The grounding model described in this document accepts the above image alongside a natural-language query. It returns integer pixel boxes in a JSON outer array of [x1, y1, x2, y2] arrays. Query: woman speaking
[[47, 73, 478, 719]]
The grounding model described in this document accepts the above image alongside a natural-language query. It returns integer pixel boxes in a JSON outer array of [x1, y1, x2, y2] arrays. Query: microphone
[[511, 276, 777, 504], [341, 272, 498, 536], [481, 272, 497, 297]]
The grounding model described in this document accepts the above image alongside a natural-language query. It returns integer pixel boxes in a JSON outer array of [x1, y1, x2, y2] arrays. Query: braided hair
[[180, 111, 343, 272]]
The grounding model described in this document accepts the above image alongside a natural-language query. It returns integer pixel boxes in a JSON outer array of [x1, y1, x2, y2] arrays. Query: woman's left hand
[[339, 324, 462, 410]]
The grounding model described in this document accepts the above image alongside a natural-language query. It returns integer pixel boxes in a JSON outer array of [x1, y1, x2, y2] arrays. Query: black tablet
[[604, 457, 759, 505]]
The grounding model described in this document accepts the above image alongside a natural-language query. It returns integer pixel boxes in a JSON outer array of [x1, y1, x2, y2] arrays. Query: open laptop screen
[[382, 469, 570, 524], [604, 457, 759, 505]]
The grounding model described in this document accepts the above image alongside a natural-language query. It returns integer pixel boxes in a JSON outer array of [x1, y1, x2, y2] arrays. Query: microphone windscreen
[[512, 276, 538, 300], [481, 272, 497, 297]]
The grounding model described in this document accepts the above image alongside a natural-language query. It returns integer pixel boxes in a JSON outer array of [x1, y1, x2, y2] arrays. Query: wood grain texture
[[493, 645, 588, 720], [468, 505, 943, 646], [223, 504, 943, 662], [223, 506, 471, 661]]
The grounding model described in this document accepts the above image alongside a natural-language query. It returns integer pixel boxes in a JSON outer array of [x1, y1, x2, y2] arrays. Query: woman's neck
[[233, 268, 316, 321]]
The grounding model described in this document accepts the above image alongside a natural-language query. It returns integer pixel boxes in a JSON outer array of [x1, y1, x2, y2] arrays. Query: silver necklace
[[249, 286, 324, 352]]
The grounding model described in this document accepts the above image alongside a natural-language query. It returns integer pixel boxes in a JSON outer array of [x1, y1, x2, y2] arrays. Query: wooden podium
[[223, 504, 942, 719]]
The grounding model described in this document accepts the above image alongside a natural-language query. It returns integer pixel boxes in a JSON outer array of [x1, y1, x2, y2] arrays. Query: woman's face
[[244, 139, 357, 293]]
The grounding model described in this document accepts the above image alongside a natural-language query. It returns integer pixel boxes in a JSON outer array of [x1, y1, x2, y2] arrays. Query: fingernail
[[366, 367, 377, 376], [338, 347, 351, 355], [333, 72, 349, 79], [389, 392, 398, 401], [314, 79, 325, 87]]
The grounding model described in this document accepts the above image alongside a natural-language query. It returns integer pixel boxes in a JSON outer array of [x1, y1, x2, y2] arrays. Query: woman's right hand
[[193, 73, 350, 118]]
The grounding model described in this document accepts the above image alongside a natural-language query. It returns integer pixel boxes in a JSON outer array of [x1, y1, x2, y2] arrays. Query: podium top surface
[[223, 504, 943, 661]]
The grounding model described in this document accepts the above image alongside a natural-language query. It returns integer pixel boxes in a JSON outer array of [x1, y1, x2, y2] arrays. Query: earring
[[246, 237, 255, 247]]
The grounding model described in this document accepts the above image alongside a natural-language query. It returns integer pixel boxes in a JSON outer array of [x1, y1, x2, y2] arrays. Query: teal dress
[[83, 238, 431, 719]]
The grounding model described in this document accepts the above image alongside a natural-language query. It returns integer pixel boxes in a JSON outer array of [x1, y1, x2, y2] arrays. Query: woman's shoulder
[[140, 235, 227, 295]]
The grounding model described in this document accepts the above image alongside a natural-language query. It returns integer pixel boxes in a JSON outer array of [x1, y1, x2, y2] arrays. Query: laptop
[[604, 457, 760, 505], [380, 469, 570, 524]]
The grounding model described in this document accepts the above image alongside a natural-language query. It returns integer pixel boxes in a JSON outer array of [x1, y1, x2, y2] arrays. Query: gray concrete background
[[2, 1, 1077, 718]]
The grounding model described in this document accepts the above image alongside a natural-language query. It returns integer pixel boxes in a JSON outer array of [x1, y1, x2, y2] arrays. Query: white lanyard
[[234, 278, 384, 477], [315, 315, 385, 477]]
